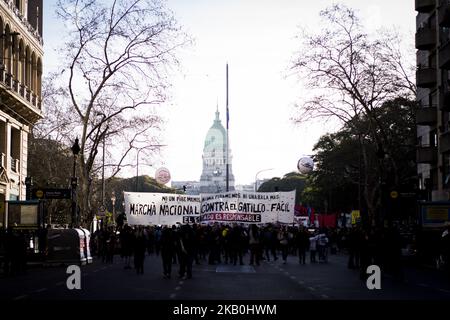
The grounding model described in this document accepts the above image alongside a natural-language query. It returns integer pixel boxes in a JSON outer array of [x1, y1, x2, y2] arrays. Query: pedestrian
[[278, 227, 289, 264], [317, 229, 329, 263], [133, 227, 146, 274], [106, 227, 116, 264], [121, 225, 134, 269], [249, 225, 261, 266], [229, 224, 244, 266], [309, 231, 318, 263], [296, 226, 309, 264], [178, 224, 195, 279], [160, 226, 176, 279]]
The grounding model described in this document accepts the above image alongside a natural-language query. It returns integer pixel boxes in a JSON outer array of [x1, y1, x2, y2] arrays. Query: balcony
[[417, 67, 437, 88], [0, 0, 43, 46], [417, 145, 438, 163], [416, 106, 438, 125], [439, 0, 450, 27], [440, 91, 450, 110], [416, 27, 437, 50], [10, 157, 19, 173], [416, 0, 436, 12], [441, 131, 450, 153], [440, 41, 450, 69], [0, 68, 42, 124]]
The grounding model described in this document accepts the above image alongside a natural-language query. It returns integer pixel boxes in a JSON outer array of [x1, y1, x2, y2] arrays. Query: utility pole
[[226, 63, 229, 192]]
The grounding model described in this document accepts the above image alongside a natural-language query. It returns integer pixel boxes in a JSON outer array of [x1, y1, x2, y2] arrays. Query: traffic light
[[183, 185, 186, 192]]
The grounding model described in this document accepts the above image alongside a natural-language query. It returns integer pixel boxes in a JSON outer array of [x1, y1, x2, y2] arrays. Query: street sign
[[32, 188, 71, 200], [390, 191, 399, 199], [351, 210, 360, 225]]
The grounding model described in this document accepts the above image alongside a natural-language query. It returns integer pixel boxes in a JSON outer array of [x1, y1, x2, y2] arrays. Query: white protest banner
[[124, 192, 201, 225], [200, 190, 296, 224]]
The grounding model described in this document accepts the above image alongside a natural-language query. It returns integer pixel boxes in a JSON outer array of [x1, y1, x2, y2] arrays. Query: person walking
[[178, 224, 195, 279], [317, 230, 329, 263], [229, 224, 244, 265], [161, 226, 176, 279], [309, 231, 318, 263], [121, 225, 134, 269], [133, 227, 146, 275], [249, 225, 261, 266], [278, 227, 289, 264], [296, 226, 309, 265]]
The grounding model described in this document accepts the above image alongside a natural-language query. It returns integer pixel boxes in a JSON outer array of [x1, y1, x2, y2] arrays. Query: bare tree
[[43, 0, 191, 226], [289, 4, 416, 225]]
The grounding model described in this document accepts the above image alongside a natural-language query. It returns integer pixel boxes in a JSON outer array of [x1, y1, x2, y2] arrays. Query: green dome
[[203, 109, 226, 152]]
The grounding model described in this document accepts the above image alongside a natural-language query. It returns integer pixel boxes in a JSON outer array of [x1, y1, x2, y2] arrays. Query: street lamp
[[111, 191, 116, 227], [255, 168, 274, 192], [136, 145, 167, 192], [71, 138, 81, 227]]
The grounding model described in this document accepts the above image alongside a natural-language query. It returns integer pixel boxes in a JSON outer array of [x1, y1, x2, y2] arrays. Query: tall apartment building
[[0, 0, 43, 225]]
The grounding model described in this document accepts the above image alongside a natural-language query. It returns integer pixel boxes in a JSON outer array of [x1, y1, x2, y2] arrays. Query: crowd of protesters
[[2, 221, 449, 282], [87, 222, 415, 281]]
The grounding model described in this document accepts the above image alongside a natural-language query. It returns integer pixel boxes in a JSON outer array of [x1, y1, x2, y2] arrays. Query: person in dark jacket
[[178, 224, 196, 279], [229, 224, 244, 265], [133, 227, 146, 274], [160, 226, 176, 279], [296, 227, 310, 264]]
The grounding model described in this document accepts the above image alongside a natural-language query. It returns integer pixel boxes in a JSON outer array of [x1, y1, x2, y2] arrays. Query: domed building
[[199, 108, 235, 193]]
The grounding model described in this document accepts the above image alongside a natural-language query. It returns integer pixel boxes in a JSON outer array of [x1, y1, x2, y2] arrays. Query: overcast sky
[[43, 0, 415, 186]]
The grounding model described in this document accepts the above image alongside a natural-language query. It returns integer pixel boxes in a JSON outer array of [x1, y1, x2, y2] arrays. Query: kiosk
[[47, 228, 92, 265]]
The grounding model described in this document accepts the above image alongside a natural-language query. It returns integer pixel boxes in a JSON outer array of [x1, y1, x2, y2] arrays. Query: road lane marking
[[169, 293, 176, 299], [56, 282, 64, 286], [290, 276, 297, 280], [179, 281, 184, 285], [13, 295, 28, 300], [321, 294, 329, 299], [418, 283, 430, 287], [34, 288, 47, 293], [438, 288, 450, 293], [307, 287, 316, 291], [298, 281, 305, 284], [175, 286, 181, 291]]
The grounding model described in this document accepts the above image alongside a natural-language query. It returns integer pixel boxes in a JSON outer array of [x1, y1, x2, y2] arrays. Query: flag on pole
[[226, 63, 229, 129]]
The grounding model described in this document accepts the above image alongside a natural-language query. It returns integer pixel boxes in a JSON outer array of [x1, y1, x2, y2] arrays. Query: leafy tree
[[306, 97, 417, 224], [35, 0, 190, 226], [258, 172, 307, 205], [290, 4, 416, 225]]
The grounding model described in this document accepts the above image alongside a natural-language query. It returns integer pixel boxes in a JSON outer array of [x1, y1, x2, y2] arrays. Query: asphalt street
[[1, 253, 450, 300]]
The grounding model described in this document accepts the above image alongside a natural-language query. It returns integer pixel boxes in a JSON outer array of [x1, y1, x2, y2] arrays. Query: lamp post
[[111, 191, 116, 227], [255, 168, 274, 192], [71, 138, 81, 227], [136, 145, 167, 192]]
